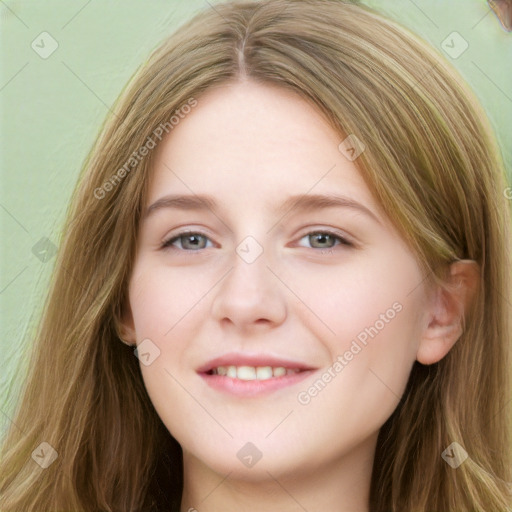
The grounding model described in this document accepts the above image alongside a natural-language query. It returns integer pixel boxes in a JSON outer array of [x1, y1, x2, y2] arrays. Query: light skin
[[120, 80, 479, 512]]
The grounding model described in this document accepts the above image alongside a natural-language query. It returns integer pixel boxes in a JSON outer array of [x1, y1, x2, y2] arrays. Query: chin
[[182, 433, 316, 482]]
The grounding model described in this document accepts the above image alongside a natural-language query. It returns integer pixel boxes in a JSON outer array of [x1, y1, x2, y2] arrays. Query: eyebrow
[[142, 193, 381, 225]]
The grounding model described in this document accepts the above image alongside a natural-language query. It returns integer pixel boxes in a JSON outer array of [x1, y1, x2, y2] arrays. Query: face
[[123, 80, 431, 481]]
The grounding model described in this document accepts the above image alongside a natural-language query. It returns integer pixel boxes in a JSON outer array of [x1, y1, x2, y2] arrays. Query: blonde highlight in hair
[[1, 1, 511, 510]]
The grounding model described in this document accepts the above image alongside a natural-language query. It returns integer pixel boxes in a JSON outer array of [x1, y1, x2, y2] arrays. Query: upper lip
[[196, 352, 317, 373]]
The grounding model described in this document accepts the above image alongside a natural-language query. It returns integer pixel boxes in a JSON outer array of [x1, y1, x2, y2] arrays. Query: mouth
[[197, 354, 317, 396]]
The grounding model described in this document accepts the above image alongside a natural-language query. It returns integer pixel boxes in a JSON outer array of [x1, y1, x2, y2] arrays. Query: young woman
[[1, 0, 511, 510]]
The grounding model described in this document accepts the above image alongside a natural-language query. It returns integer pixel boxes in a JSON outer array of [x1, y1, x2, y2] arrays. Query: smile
[[197, 354, 317, 396]]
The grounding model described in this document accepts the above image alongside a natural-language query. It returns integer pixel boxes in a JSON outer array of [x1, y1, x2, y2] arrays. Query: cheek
[[127, 264, 216, 427], [289, 251, 425, 407], [287, 250, 424, 350], [289, 274, 425, 461], [128, 263, 211, 341]]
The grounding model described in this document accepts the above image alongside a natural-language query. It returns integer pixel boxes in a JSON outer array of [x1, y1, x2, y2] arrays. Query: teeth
[[273, 367, 286, 377], [210, 365, 301, 380], [237, 366, 257, 380], [256, 366, 273, 379], [216, 366, 228, 376]]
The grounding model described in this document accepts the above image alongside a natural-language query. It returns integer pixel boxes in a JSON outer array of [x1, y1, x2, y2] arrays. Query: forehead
[[145, 80, 380, 218], [155, 81, 338, 161]]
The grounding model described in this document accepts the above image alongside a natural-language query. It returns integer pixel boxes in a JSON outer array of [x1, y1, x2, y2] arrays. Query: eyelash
[[160, 229, 354, 253]]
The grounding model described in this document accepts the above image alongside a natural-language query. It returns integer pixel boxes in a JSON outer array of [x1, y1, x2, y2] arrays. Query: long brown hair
[[1, 1, 511, 510]]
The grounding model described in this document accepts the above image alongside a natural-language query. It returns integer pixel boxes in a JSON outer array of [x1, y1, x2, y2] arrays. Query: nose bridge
[[226, 235, 274, 301], [211, 233, 287, 326]]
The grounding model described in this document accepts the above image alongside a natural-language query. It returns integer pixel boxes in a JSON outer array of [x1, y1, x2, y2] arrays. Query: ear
[[114, 297, 137, 345], [417, 260, 480, 365]]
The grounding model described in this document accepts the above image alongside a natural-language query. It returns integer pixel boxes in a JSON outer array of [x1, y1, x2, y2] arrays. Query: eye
[[161, 231, 213, 251], [161, 229, 353, 252], [297, 230, 353, 250]]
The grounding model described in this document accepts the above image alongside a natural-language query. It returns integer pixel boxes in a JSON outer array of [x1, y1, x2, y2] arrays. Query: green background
[[1, 0, 511, 437]]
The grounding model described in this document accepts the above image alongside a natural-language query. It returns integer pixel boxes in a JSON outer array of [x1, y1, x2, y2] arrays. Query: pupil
[[313, 233, 331, 247], [185, 235, 203, 249]]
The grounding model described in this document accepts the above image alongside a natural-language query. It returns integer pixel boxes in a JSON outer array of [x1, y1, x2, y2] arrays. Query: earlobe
[[115, 299, 137, 345], [417, 260, 480, 365]]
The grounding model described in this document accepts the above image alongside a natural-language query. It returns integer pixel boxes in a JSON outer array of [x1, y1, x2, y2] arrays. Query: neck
[[179, 434, 376, 512]]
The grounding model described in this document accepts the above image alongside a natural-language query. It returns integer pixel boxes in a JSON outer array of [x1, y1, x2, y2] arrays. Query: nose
[[210, 244, 287, 332]]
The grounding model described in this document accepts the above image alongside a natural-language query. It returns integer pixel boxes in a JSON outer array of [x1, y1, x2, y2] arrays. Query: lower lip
[[199, 370, 315, 397]]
